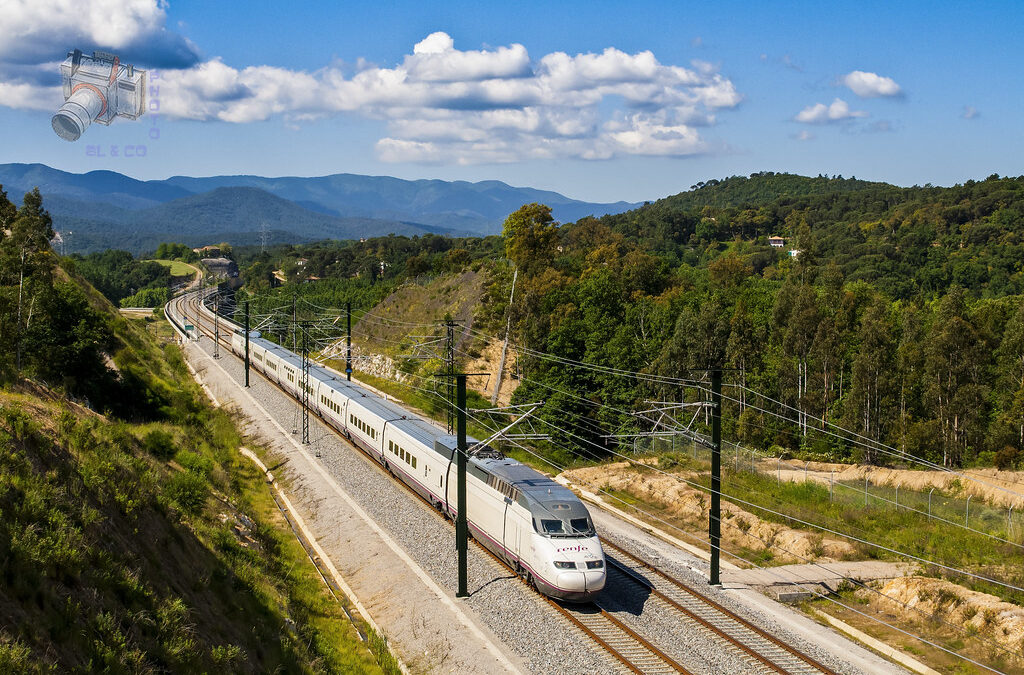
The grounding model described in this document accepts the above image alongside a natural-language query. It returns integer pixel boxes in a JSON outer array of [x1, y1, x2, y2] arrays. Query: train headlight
[[586, 560, 604, 569], [553, 561, 576, 570]]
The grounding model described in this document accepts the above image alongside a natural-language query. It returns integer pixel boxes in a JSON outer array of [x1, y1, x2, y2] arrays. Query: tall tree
[[996, 300, 1024, 446], [924, 288, 988, 466], [502, 203, 558, 275], [0, 189, 55, 373], [782, 284, 820, 436], [846, 300, 895, 462]]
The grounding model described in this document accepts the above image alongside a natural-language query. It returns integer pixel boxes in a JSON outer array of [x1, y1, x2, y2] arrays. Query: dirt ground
[[765, 459, 1024, 508], [867, 576, 1024, 654], [562, 461, 857, 564], [463, 338, 519, 406]]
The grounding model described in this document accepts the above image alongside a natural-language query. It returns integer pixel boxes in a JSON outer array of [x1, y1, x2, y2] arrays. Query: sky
[[0, 0, 1020, 203]]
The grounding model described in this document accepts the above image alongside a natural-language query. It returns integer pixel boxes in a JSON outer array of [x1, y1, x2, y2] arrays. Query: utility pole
[[492, 268, 517, 405], [445, 319, 456, 434], [301, 321, 310, 445], [346, 301, 352, 381], [456, 373, 469, 598], [213, 291, 220, 359], [709, 367, 722, 586], [244, 299, 250, 387]]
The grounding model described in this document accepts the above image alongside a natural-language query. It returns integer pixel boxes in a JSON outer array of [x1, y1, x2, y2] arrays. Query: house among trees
[[192, 245, 222, 257], [768, 236, 785, 248]]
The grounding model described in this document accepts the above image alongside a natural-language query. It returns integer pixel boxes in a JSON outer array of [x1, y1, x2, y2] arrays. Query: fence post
[[895, 484, 899, 511], [1008, 504, 1014, 539], [966, 495, 972, 527], [928, 488, 934, 517], [693, 438, 697, 460], [830, 471, 834, 503], [804, 460, 810, 481], [777, 457, 781, 484], [865, 475, 870, 507]]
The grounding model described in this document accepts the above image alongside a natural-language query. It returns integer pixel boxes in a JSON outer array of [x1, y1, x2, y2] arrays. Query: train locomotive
[[230, 328, 606, 601]]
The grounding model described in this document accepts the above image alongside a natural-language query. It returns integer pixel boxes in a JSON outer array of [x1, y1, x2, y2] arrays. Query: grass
[[148, 258, 198, 278], [0, 278, 391, 671], [808, 589, 1023, 675]]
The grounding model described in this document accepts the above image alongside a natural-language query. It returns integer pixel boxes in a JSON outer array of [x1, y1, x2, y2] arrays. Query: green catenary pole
[[456, 373, 469, 598], [244, 299, 250, 387], [710, 367, 722, 586]]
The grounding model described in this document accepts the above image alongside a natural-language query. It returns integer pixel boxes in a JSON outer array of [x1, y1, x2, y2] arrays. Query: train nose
[[555, 566, 606, 594]]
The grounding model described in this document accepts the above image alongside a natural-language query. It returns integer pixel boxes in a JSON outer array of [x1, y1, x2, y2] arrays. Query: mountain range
[[0, 163, 642, 254]]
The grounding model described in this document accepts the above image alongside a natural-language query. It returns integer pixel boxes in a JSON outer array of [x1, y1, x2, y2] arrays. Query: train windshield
[[570, 518, 594, 536], [536, 517, 595, 538], [540, 519, 564, 534]]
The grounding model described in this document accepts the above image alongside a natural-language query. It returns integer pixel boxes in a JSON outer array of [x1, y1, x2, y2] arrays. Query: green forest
[[239, 173, 1024, 472], [504, 174, 1024, 470]]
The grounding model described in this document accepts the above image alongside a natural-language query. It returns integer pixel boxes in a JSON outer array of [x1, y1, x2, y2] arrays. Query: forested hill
[[592, 172, 1024, 300], [662, 172, 890, 210]]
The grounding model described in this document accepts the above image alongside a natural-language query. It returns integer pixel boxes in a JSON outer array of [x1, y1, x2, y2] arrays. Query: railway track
[[166, 291, 836, 675], [544, 600, 690, 674], [601, 539, 836, 675]]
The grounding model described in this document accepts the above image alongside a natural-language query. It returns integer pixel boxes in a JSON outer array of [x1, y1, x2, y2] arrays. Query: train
[[229, 327, 606, 601]]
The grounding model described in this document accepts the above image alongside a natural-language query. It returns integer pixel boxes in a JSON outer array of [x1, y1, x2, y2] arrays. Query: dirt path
[[762, 459, 1024, 508], [562, 461, 857, 564]]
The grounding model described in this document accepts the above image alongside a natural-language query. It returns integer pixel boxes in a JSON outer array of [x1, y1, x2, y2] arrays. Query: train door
[[503, 499, 520, 566]]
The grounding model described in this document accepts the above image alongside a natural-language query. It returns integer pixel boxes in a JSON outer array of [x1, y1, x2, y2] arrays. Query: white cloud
[[841, 70, 902, 98], [794, 98, 867, 124], [793, 130, 815, 141], [0, 0, 201, 67], [0, 6, 742, 163], [158, 33, 742, 162], [0, 81, 60, 111], [962, 105, 979, 120]]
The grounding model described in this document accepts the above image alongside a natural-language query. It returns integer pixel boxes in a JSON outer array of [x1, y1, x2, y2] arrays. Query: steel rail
[[600, 538, 837, 675], [168, 292, 823, 675]]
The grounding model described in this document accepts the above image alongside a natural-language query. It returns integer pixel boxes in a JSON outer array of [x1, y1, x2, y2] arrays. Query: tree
[[997, 300, 1024, 446], [726, 297, 758, 412], [924, 288, 988, 466], [846, 300, 895, 462], [502, 203, 558, 274], [781, 284, 820, 436], [0, 189, 55, 373]]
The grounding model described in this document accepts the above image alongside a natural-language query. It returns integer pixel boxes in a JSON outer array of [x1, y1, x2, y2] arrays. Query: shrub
[[143, 430, 176, 460], [165, 471, 208, 515], [995, 445, 1020, 470], [175, 449, 213, 477]]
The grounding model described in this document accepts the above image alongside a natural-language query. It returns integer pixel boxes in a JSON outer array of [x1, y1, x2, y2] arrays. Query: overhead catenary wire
[[450, 402, 1012, 673], [188, 290, 1013, 673], [240, 290, 1024, 591]]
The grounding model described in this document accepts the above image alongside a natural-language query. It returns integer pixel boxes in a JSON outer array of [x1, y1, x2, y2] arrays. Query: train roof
[[250, 333, 590, 525]]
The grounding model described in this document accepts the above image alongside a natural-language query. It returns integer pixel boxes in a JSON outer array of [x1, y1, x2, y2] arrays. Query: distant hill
[[0, 163, 643, 253], [160, 172, 641, 233], [659, 171, 893, 211]]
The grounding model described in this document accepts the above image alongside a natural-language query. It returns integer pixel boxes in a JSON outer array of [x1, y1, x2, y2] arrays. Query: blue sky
[[0, 0, 1020, 203]]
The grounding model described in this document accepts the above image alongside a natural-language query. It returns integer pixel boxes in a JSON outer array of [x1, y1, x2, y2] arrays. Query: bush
[[995, 445, 1020, 470], [165, 471, 208, 515], [175, 449, 213, 477], [143, 430, 176, 460]]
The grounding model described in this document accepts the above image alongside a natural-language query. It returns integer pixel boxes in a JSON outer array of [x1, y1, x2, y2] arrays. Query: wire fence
[[628, 434, 1024, 544]]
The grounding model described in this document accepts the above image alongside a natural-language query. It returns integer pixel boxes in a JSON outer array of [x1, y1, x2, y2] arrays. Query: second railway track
[[168, 290, 842, 675]]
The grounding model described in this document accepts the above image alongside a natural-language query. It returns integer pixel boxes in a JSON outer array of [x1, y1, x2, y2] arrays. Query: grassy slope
[[148, 259, 198, 278], [0, 269, 386, 673]]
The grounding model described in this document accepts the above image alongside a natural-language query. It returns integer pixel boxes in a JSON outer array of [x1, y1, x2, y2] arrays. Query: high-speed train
[[230, 328, 606, 601]]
